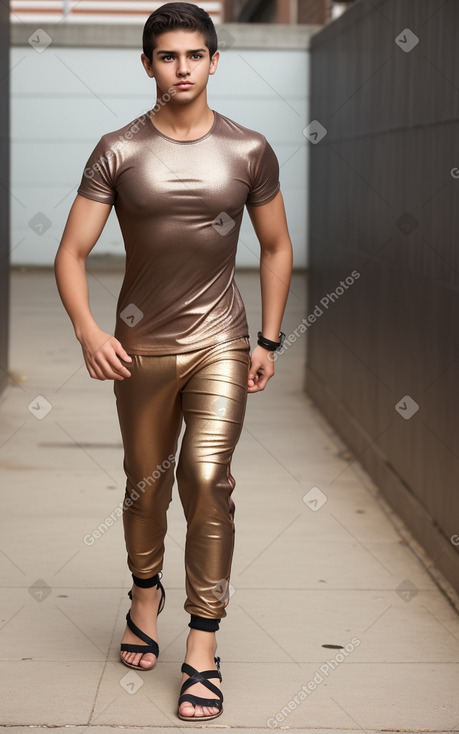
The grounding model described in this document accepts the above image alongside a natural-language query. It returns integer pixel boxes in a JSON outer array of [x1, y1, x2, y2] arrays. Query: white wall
[[10, 44, 309, 267]]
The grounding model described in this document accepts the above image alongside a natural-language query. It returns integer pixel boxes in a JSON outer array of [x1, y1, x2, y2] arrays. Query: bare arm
[[246, 190, 293, 393], [54, 194, 132, 380]]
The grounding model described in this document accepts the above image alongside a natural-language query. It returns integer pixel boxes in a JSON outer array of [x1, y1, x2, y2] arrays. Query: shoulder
[[94, 112, 151, 150], [215, 111, 269, 150]]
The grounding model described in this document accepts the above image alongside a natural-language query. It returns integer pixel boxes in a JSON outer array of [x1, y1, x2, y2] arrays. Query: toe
[[121, 650, 156, 669], [179, 702, 196, 717], [139, 653, 156, 669], [179, 703, 218, 718]]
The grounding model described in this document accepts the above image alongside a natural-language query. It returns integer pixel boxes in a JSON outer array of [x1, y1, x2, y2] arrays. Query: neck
[[151, 88, 213, 138]]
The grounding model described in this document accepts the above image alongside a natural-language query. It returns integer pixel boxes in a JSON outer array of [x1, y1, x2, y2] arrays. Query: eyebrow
[[155, 48, 208, 55]]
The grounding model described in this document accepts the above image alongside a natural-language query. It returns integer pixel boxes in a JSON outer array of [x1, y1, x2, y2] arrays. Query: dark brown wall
[[0, 0, 9, 394], [298, 0, 329, 24], [306, 0, 459, 594], [227, 0, 276, 22], [227, 0, 329, 23]]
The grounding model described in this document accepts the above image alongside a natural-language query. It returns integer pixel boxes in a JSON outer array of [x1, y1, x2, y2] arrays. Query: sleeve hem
[[246, 182, 280, 208], [77, 189, 114, 206]]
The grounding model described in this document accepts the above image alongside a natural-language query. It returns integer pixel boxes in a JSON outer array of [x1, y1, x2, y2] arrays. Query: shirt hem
[[117, 332, 251, 356]]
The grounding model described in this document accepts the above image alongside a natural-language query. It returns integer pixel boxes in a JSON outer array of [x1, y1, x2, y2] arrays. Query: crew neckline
[[146, 109, 218, 144]]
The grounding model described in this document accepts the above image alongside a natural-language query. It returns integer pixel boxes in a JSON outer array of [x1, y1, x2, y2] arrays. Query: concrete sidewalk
[[1, 269, 458, 733]]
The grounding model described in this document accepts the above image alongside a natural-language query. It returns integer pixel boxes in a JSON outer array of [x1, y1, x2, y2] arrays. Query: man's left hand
[[247, 345, 276, 393]]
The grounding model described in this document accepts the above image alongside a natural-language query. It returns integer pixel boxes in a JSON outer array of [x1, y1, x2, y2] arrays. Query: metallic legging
[[113, 336, 251, 627]]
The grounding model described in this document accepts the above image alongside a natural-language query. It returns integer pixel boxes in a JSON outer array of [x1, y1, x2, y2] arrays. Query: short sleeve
[[77, 135, 117, 205], [246, 137, 280, 207]]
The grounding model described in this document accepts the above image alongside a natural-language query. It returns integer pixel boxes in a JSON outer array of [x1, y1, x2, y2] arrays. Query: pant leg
[[176, 337, 251, 620], [113, 353, 182, 580]]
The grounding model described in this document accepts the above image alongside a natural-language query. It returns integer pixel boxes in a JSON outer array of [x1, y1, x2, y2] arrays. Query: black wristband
[[257, 331, 285, 351]]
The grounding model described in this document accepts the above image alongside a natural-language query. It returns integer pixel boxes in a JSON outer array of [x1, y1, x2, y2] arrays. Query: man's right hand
[[79, 327, 132, 380]]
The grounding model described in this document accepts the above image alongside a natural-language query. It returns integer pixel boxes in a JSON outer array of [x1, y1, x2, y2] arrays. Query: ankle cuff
[[132, 572, 162, 589], [189, 614, 220, 632]]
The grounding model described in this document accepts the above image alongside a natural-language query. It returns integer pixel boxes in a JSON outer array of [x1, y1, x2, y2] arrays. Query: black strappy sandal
[[120, 572, 165, 671], [177, 655, 224, 721]]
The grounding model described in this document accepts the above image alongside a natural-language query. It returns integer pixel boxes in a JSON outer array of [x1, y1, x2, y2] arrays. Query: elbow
[[54, 242, 86, 272], [54, 243, 66, 276], [261, 238, 293, 258], [53, 247, 61, 275]]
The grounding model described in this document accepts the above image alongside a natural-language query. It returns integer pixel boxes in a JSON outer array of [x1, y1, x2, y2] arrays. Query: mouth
[[175, 82, 194, 89]]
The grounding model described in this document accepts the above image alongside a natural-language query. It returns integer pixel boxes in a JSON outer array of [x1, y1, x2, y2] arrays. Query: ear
[[209, 50, 220, 76], [140, 52, 155, 78]]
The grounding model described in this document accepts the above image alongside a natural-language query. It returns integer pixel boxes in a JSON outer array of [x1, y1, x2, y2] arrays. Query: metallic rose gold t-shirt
[[77, 110, 280, 355]]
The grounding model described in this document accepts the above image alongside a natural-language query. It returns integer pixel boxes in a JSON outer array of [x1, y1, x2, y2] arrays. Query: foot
[[120, 583, 162, 669], [178, 628, 222, 719]]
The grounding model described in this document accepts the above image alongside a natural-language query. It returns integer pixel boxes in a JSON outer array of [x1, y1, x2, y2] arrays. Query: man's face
[[141, 29, 219, 103]]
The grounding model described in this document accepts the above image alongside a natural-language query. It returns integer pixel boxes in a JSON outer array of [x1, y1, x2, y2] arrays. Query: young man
[[55, 2, 293, 722]]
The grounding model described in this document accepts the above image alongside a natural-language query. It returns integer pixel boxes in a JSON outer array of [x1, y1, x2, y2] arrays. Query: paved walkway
[[1, 269, 458, 733]]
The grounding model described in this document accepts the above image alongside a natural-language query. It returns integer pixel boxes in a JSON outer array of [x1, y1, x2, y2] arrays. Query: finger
[[109, 360, 132, 378], [107, 351, 132, 377], [99, 367, 125, 381], [86, 357, 108, 381], [89, 367, 106, 381], [247, 372, 259, 387], [258, 362, 274, 381], [86, 363, 98, 379], [249, 370, 272, 392], [100, 361, 128, 380], [256, 374, 270, 390], [114, 340, 133, 363], [96, 350, 131, 378], [89, 355, 124, 381], [247, 373, 261, 391], [248, 361, 262, 381]]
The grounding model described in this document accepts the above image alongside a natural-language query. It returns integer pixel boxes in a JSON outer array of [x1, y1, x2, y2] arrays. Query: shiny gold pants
[[113, 336, 251, 626]]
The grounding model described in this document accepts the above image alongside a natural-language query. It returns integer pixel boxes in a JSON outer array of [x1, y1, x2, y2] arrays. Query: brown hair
[[143, 3, 218, 62]]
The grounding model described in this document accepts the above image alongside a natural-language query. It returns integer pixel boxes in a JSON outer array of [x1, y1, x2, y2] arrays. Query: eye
[[191, 54, 203, 60], [160, 55, 174, 61]]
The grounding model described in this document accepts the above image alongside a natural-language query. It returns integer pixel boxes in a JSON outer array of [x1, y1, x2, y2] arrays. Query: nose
[[177, 55, 190, 77]]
